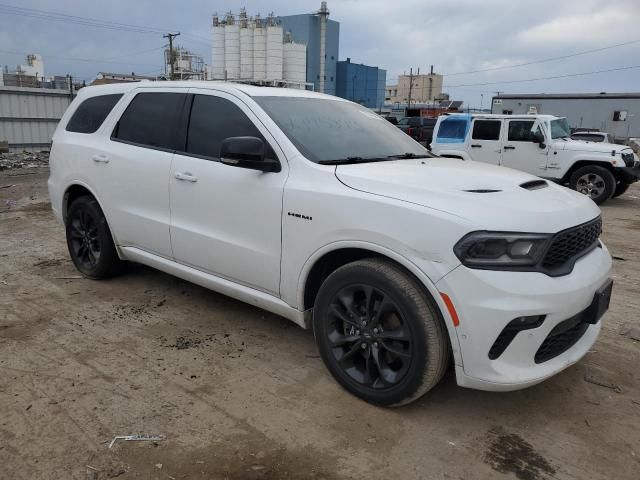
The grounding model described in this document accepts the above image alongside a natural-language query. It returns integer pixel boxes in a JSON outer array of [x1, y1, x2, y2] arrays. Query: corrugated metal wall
[[0, 86, 72, 152]]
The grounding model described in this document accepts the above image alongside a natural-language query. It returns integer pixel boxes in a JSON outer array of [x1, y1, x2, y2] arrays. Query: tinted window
[[472, 120, 501, 140], [185, 95, 273, 159], [408, 118, 421, 126], [507, 120, 535, 141], [253, 97, 428, 163], [436, 117, 469, 143], [66, 94, 122, 134], [113, 92, 185, 149]]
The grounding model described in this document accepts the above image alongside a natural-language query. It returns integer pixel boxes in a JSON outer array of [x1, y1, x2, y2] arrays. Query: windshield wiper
[[386, 152, 432, 159], [318, 156, 393, 165]]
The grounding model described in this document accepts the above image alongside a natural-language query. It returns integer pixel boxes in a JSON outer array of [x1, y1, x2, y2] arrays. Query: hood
[[559, 138, 633, 155], [335, 158, 601, 232]]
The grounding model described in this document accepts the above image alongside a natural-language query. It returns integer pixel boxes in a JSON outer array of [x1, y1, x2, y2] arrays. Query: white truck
[[431, 114, 640, 204]]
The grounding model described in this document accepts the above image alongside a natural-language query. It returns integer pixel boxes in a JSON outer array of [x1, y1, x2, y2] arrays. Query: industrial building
[[90, 72, 157, 85], [385, 68, 444, 105], [164, 46, 205, 80], [277, 2, 338, 94], [492, 92, 640, 138], [210, 9, 309, 89], [335, 58, 385, 109]]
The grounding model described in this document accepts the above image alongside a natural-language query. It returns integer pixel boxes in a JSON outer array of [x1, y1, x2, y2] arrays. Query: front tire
[[313, 259, 450, 407], [66, 196, 123, 279], [569, 166, 615, 205]]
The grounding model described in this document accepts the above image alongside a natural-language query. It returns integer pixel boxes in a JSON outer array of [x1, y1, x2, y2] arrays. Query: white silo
[[224, 13, 240, 80], [283, 40, 307, 84], [211, 15, 226, 80], [240, 18, 254, 79], [253, 15, 266, 81], [265, 15, 283, 81]]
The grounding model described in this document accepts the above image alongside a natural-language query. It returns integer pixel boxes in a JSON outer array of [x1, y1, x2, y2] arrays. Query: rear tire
[[613, 181, 630, 198], [66, 196, 123, 279], [313, 259, 450, 407], [569, 166, 615, 205]]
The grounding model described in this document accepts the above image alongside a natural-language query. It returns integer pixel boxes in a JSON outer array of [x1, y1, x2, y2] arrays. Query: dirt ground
[[0, 167, 638, 480]]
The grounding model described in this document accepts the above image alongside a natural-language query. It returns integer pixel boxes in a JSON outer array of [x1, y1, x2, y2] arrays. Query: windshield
[[253, 96, 430, 163], [549, 118, 571, 139]]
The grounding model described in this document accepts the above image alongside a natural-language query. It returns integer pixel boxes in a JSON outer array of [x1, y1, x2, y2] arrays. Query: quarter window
[[436, 117, 469, 143], [507, 120, 536, 142], [185, 95, 273, 159], [112, 92, 185, 150], [472, 120, 501, 141], [66, 94, 122, 134]]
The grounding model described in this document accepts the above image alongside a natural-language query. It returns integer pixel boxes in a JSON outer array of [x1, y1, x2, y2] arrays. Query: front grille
[[622, 152, 634, 167], [534, 316, 589, 363], [541, 217, 602, 274]]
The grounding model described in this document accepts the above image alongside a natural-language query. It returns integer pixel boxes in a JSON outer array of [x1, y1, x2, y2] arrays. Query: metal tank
[[211, 14, 225, 80], [265, 16, 283, 82], [224, 14, 240, 80], [253, 14, 266, 81], [239, 14, 254, 79], [283, 37, 307, 84]]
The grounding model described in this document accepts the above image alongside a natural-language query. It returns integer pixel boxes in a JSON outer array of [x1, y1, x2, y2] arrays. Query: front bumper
[[436, 243, 612, 391], [617, 165, 640, 183]]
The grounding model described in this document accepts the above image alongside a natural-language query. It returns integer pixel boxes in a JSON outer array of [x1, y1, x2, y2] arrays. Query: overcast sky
[[0, 0, 639, 107]]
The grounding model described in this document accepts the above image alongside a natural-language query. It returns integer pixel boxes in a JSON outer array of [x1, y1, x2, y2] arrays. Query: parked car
[[570, 130, 611, 143], [382, 115, 398, 125], [49, 82, 612, 406], [397, 116, 437, 143], [431, 113, 640, 204]]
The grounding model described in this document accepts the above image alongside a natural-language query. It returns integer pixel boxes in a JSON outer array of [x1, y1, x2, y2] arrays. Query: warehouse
[[492, 92, 640, 139]]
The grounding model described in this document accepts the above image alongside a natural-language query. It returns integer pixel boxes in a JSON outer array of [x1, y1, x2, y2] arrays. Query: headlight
[[454, 232, 552, 269]]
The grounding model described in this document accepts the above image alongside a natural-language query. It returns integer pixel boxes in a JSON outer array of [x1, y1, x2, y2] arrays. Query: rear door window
[[66, 94, 123, 134], [112, 92, 186, 150], [184, 94, 274, 160], [472, 120, 502, 141]]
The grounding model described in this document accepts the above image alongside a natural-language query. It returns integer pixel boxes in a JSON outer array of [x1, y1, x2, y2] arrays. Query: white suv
[[49, 82, 612, 406], [431, 113, 640, 204]]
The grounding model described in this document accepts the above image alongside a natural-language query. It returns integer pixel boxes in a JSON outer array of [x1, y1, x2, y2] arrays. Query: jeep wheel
[[66, 196, 123, 279], [613, 181, 630, 198], [569, 166, 615, 205], [313, 259, 450, 407]]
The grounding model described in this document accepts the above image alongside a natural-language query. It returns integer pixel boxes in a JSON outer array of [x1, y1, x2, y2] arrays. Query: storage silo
[[211, 15, 226, 80], [283, 39, 307, 84], [240, 23, 254, 79], [224, 14, 240, 80], [253, 15, 266, 81], [265, 22, 283, 81]]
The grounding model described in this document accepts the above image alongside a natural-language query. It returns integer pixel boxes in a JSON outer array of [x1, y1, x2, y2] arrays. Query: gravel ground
[[0, 151, 50, 171], [0, 167, 638, 480]]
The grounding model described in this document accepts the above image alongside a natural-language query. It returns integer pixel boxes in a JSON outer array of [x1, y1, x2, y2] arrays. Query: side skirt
[[120, 246, 308, 328]]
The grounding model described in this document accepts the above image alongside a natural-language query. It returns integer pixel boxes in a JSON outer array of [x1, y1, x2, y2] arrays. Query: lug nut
[[361, 320, 367, 326], [373, 342, 378, 348], [361, 343, 367, 349], [373, 328, 379, 334]]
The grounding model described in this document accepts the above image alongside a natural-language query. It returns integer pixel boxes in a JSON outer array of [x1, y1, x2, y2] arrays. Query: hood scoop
[[463, 188, 502, 193], [520, 179, 548, 190]]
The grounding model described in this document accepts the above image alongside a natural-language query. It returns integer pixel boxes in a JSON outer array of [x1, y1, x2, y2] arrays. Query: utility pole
[[407, 67, 413, 112], [163, 32, 181, 80]]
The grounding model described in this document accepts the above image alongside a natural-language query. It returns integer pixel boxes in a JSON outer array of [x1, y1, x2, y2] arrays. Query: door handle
[[174, 172, 198, 183], [92, 154, 109, 163], [503, 145, 516, 150], [471, 144, 482, 148]]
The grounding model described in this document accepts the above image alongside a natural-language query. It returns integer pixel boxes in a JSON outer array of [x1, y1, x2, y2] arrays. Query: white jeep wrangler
[[431, 114, 640, 204]]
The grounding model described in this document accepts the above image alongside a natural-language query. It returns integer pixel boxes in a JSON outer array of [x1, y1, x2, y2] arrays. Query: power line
[[443, 64, 640, 88], [0, 3, 211, 46], [442, 38, 640, 76]]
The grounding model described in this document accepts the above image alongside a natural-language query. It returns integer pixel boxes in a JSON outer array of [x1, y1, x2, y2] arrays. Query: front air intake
[[520, 180, 548, 190]]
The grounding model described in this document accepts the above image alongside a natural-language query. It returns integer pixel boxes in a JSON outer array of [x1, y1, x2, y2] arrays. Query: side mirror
[[220, 136, 280, 173]]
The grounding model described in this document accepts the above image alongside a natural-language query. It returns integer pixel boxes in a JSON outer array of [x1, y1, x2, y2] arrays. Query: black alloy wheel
[[313, 259, 450, 406], [326, 284, 412, 389], [65, 196, 123, 279]]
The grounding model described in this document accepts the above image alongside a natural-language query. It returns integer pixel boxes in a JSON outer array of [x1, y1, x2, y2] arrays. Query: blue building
[[278, 5, 339, 95], [335, 58, 386, 109]]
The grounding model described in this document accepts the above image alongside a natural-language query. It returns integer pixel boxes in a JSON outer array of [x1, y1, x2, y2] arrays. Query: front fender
[[296, 240, 463, 366]]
